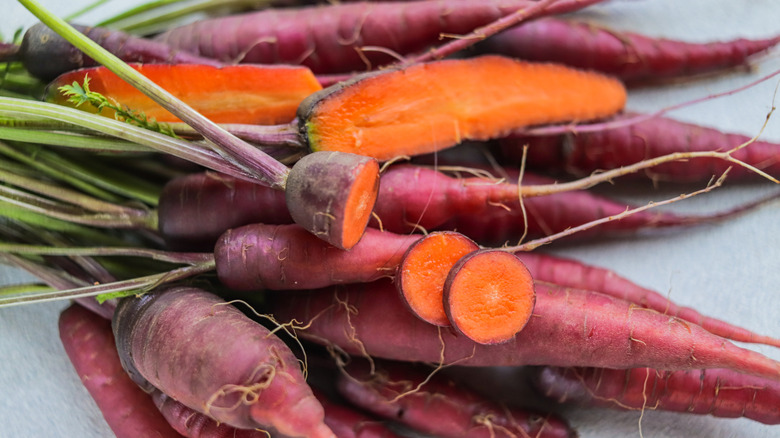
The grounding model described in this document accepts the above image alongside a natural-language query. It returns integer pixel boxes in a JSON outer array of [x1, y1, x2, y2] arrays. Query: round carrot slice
[[444, 250, 536, 345], [396, 231, 479, 326]]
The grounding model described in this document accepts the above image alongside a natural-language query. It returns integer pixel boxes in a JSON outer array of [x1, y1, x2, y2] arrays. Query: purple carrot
[[11, 23, 223, 80], [271, 279, 780, 381], [479, 18, 780, 85], [533, 366, 780, 424], [58, 303, 183, 438], [338, 359, 576, 438], [153, 0, 607, 75], [501, 113, 780, 183]]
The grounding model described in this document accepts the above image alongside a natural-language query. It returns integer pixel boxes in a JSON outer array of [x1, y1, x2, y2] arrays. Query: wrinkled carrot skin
[[517, 251, 780, 348], [158, 172, 291, 251], [313, 389, 401, 438], [112, 287, 334, 437], [47, 64, 322, 125], [533, 366, 780, 425], [270, 279, 780, 381], [153, 0, 608, 75], [299, 56, 626, 161], [480, 18, 780, 84], [215, 223, 420, 291], [501, 114, 780, 182], [153, 391, 270, 438], [18, 23, 223, 81], [338, 360, 576, 438], [58, 304, 183, 438]]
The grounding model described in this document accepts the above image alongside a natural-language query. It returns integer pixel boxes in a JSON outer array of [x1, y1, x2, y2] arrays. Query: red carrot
[[153, 0, 608, 74], [500, 113, 780, 183], [58, 303, 182, 438], [313, 389, 401, 438], [112, 286, 335, 437], [533, 366, 780, 424], [271, 279, 780, 381], [214, 223, 420, 291], [337, 359, 576, 438], [480, 18, 780, 85]]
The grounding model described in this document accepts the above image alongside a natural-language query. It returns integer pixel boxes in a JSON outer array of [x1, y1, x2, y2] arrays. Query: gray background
[[1, 0, 779, 437]]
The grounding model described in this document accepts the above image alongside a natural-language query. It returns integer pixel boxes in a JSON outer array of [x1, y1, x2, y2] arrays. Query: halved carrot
[[298, 55, 627, 161], [395, 231, 479, 326], [46, 63, 323, 125], [444, 250, 536, 345]]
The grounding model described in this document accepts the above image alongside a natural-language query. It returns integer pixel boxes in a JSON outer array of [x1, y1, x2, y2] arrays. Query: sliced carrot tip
[[396, 232, 479, 326], [444, 250, 536, 345], [341, 158, 380, 250]]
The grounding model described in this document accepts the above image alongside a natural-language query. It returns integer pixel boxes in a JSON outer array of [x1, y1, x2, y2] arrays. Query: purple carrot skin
[[271, 279, 780, 381], [153, 391, 276, 438], [373, 164, 760, 240], [14, 23, 223, 81], [112, 286, 335, 438], [313, 389, 401, 438], [153, 0, 607, 75], [533, 366, 780, 424], [516, 251, 780, 348], [338, 360, 576, 438], [58, 304, 183, 438], [157, 171, 291, 251], [215, 223, 420, 291], [479, 18, 780, 85], [501, 113, 780, 183]]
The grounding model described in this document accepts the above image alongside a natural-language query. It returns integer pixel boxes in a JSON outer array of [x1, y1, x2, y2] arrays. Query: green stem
[[18, 0, 290, 188], [0, 242, 214, 265], [0, 126, 152, 152], [0, 97, 257, 183]]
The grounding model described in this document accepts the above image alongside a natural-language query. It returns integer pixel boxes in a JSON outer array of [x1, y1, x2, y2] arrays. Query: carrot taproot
[[45, 64, 323, 125], [152, 0, 609, 75], [112, 286, 335, 437], [270, 279, 780, 381], [58, 303, 182, 438], [395, 231, 478, 327], [7, 23, 223, 81], [337, 359, 576, 438], [479, 18, 780, 85], [157, 164, 773, 252], [444, 249, 536, 344], [500, 113, 780, 183], [532, 366, 780, 424], [214, 223, 419, 291], [313, 389, 402, 438], [299, 56, 626, 161]]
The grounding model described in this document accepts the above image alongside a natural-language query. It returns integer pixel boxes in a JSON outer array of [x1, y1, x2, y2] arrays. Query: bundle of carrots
[[0, 0, 778, 437]]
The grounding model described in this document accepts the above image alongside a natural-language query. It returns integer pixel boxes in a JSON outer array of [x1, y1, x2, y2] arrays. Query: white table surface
[[1, 0, 779, 437]]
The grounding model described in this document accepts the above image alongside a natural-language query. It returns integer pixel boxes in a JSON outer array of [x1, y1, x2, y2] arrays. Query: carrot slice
[[47, 64, 322, 124], [395, 232, 479, 326], [444, 250, 536, 345], [299, 55, 627, 161]]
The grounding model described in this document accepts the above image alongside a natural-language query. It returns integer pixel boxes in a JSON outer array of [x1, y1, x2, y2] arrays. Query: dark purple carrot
[[8, 23, 223, 81], [337, 359, 576, 438], [153, 0, 607, 74], [112, 286, 335, 437], [500, 113, 780, 183], [214, 223, 420, 291], [533, 366, 780, 425], [58, 304, 182, 438], [271, 279, 780, 381], [313, 389, 401, 438], [516, 251, 780, 348], [158, 163, 770, 252], [479, 18, 780, 85]]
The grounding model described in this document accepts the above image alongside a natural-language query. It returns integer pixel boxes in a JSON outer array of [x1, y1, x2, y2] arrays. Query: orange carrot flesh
[[396, 232, 479, 326], [444, 250, 536, 345], [301, 56, 627, 161], [47, 63, 323, 124], [341, 158, 381, 250]]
